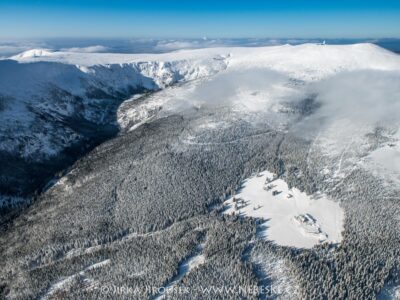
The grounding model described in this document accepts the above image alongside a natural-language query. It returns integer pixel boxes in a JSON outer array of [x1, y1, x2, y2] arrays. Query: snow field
[[223, 170, 344, 248]]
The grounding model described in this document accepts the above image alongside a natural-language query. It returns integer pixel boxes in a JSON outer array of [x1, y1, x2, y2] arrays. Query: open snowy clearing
[[223, 171, 344, 248], [362, 130, 400, 185], [377, 283, 400, 300]]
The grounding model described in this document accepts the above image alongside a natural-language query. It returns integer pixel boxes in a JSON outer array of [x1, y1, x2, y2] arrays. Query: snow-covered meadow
[[223, 171, 344, 248]]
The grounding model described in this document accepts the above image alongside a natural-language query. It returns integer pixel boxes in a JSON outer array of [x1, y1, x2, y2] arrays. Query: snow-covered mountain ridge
[[10, 43, 400, 78], [1, 43, 400, 204], [0, 50, 228, 202], [0, 51, 228, 158]]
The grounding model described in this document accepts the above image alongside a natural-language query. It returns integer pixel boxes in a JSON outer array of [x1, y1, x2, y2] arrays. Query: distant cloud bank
[[60, 45, 109, 53]]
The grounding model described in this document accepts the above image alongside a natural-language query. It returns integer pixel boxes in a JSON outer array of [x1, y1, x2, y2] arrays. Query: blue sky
[[0, 0, 400, 38]]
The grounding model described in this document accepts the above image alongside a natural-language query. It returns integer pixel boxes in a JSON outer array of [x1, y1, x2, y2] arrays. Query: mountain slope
[[1, 44, 400, 299], [0, 52, 227, 208]]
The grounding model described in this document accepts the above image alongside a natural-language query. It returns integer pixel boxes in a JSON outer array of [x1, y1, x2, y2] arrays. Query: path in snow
[[40, 259, 110, 300], [152, 243, 205, 300]]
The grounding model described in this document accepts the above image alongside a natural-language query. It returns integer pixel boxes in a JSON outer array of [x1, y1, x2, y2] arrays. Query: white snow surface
[[113, 43, 400, 131], [0, 46, 228, 159], [11, 48, 54, 59], [2, 43, 400, 168], [9, 43, 400, 80], [223, 171, 344, 248], [363, 130, 400, 185]]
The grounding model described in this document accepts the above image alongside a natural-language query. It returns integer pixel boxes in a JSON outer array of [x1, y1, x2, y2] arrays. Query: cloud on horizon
[[60, 45, 109, 53]]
